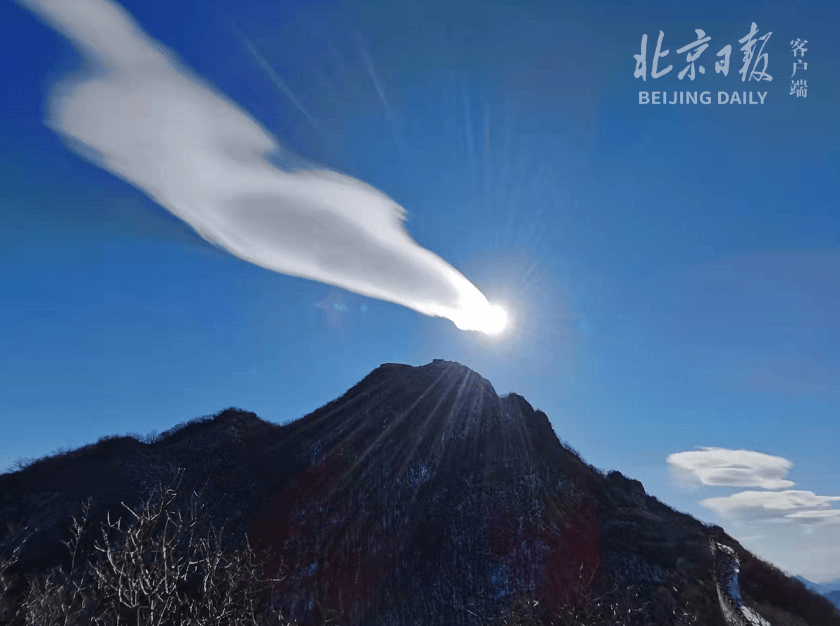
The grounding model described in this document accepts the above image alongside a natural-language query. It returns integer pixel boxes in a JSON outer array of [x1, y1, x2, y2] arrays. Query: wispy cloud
[[784, 510, 840, 522], [667, 447, 795, 490], [358, 35, 405, 156], [236, 31, 322, 133], [17, 0, 504, 333], [701, 490, 840, 524]]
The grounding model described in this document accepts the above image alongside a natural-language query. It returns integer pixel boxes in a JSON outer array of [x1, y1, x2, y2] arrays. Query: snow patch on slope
[[713, 541, 772, 626]]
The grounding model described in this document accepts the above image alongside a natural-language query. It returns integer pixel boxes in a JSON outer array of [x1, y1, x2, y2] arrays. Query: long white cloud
[[701, 490, 840, 524], [667, 447, 795, 490], [785, 510, 840, 521], [17, 0, 506, 334]]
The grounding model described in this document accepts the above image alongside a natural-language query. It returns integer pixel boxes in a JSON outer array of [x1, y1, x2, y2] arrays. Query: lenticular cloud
[[700, 490, 840, 523], [667, 447, 795, 490], [18, 0, 502, 333]]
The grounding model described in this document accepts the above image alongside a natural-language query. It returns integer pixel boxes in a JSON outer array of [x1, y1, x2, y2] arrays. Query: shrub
[[491, 561, 697, 626], [0, 473, 294, 626]]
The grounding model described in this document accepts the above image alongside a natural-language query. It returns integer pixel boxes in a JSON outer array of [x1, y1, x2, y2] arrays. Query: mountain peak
[[2, 362, 838, 626], [374, 359, 499, 393]]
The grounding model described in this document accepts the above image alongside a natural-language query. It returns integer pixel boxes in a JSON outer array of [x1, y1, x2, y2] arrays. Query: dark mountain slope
[[1, 360, 837, 626], [796, 576, 840, 610]]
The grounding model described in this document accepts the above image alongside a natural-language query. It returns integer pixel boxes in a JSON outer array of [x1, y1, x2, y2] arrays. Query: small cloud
[[785, 510, 840, 523], [667, 447, 794, 490], [701, 490, 840, 524]]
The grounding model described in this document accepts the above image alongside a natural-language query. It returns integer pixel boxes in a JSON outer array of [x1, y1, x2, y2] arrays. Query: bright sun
[[479, 304, 509, 335], [452, 302, 509, 335]]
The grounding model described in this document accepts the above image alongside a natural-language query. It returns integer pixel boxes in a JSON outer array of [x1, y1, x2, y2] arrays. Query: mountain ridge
[[795, 575, 840, 594], [796, 576, 840, 611], [1, 360, 837, 625]]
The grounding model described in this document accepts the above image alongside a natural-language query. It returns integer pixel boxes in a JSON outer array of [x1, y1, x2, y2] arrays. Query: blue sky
[[2, 0, 838, 581]]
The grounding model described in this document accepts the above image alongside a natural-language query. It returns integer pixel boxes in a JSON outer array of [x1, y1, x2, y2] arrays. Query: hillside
[[1, 360, 837, 625]]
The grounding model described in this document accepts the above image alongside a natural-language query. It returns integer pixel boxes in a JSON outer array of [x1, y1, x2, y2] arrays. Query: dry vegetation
[[490, 564, 698, 626], [0, 475, 292, 626], [0, 474, 699, 626], [0, 472, 806, 626]]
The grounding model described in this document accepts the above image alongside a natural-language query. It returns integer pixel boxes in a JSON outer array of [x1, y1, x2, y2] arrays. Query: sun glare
[[452, 302, 509, 335], [480, 304, 509, 335]]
